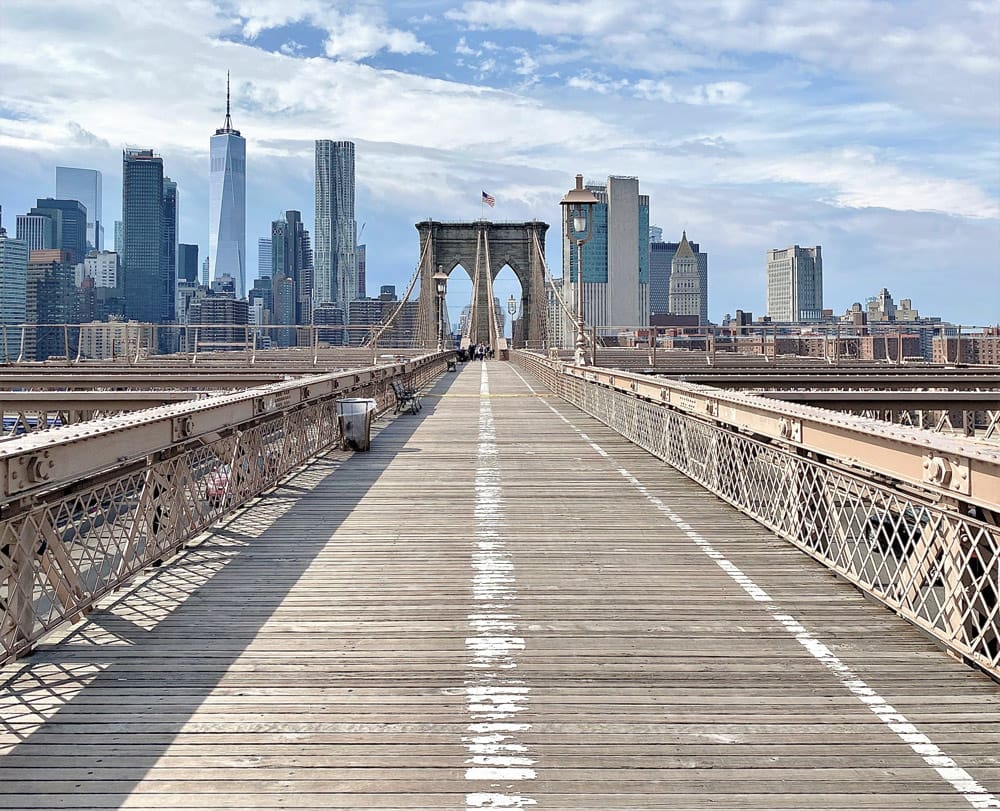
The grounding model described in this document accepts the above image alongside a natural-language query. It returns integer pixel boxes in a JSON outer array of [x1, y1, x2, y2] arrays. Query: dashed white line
[[461, 363, 536, 809]]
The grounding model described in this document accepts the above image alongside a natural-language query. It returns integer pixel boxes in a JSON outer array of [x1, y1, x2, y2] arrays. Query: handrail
[[516, 351, 1000, 510], [513, 350, 1000, 678], [0, 353, 450, 666]]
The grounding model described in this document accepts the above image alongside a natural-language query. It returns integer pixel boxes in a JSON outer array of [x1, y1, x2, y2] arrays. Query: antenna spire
[[224, 71, 232, 129], [216, 71, 240, 136]]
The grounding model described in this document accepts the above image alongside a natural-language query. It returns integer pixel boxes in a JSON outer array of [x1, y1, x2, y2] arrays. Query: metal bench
[[391, 380, 421, 414]]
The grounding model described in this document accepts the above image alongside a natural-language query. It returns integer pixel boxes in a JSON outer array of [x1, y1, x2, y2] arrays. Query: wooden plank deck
[[1, 360, 998, 810]]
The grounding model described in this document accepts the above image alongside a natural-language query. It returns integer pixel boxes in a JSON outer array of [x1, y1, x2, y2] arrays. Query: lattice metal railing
[[514, 351, 1000, 678], [0, 355, 446, 666]]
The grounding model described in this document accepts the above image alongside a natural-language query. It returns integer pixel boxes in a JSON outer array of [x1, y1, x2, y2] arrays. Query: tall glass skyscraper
[[209, 74, 246, 297], [314, 140, 357, 309], [162, 178, 178, 284], [257, 238, 272, 279], [28, 199, 88, 265], [122, 148, 166, 323], [55, 167, 102, 250], [0, 226, 28, 360]]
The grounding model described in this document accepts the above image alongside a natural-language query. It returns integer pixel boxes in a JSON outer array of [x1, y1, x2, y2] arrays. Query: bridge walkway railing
[[0, 353, 451, 666], [513, 350, 1000, 680]]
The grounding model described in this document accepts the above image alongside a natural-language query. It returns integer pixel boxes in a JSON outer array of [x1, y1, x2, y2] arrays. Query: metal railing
[[514, 350, 1000, 678], [0, 353, 449, 666]]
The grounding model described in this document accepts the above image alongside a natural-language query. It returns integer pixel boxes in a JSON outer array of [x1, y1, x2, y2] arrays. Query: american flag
[[482, 190, 496, 208]]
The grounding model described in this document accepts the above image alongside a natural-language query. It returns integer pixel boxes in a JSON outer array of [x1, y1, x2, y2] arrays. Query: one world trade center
[[209, 73, 246, 296]]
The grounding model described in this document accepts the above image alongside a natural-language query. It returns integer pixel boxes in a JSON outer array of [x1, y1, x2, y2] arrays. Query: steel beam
[[0, 355, 443, 506], [549, 357, 1000, 512]]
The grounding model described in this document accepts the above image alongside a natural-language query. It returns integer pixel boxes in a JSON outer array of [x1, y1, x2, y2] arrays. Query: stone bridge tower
[[415, 220, 549, 348]]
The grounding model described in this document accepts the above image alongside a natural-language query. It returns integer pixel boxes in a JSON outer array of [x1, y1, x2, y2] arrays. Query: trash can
[[336, 398, 377, 451]]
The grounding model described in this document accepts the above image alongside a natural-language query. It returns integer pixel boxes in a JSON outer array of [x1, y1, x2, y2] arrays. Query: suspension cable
[[363, 231, 430, 347]]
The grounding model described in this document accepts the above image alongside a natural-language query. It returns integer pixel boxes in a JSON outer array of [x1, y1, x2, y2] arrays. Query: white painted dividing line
[[461, 363, 536, 809], [508, 363, 1000, 810]]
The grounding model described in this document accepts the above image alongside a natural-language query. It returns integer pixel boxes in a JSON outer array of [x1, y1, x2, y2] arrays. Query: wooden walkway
[[1, 361, 998, 810]]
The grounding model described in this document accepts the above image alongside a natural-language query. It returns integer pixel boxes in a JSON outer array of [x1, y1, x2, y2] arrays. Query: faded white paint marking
[[466, 793, 538, 808], [507, 361, 1000, 811], [463, 364, 535, 810]]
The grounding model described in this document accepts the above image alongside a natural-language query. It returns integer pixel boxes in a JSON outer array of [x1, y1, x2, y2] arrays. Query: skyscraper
[[257, 238, 272, 279], [178, 244, 199, 283], [314, 140, 357, 309], [652, 235, 708, 321], [668, 232, 705, 322], [271, 210, 312, 327], [114, 220, 123, 257], [27, 249, 77, 361], [15, 214, 54, 252], [122, 148, 166, 323], [209, 73, 247, 297], [55, 167, 102, 250], [562, 175, 649, 338], [0, 224, 28, 360], [766, 245, 823, 321], [357, 243, 366, 299], [162, 177, 178, 291], [28, 199, 87, 265]]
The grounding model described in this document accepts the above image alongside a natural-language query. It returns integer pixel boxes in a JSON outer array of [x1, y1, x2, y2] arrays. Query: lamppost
[[433, 266, 449, 352], [560, 174, 599, 366], [507, 294, 518, 348]]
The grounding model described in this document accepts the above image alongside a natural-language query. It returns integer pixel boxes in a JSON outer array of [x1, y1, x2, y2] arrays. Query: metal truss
[[0, 354, 448, 666], [515, 351, 1000, 678]]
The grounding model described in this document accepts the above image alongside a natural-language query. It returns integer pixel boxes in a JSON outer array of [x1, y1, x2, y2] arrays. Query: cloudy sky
[[1, 0, 998, 326]]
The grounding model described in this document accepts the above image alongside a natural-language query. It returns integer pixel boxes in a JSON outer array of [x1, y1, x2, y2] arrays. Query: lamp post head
[[560, 174, 598, 238], [432, 267, 448, 296], [507, 295, 517, 316]]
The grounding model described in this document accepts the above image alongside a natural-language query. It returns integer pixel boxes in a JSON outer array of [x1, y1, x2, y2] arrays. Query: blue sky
[[1, 0, 998, 326]]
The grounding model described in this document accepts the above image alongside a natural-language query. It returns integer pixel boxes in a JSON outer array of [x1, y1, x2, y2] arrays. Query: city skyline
[[0, 1, 998, 325]]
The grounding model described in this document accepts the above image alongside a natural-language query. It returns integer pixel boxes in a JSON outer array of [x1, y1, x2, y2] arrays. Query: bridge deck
[[1, 361, 998, 810]]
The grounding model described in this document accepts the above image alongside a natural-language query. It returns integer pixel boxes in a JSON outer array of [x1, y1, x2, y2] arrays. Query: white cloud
[[447, 0, 1000, 116], [231, 0, 433, 59], [756, 148, 1000, 220], [322, 12, 432, 60], [631, 79, 749, 105]]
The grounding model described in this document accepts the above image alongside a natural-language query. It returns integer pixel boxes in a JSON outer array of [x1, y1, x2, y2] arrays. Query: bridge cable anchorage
[[530, 229, 604, 353], [362, 231, 431, 348]]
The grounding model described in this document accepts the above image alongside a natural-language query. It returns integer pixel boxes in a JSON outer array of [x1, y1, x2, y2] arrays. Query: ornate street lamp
[[433, 266, 449, 352], [559, 174, 598, 365], [507, 295, 518, 347]]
